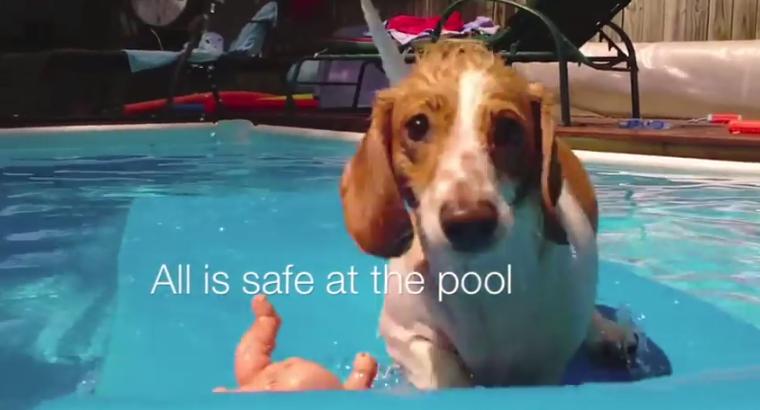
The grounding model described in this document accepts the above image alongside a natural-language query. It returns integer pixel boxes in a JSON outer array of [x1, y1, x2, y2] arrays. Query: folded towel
[[387, 30, 460, 46], [387, 11, 464, 34], [463, 16, 500, 34], [385, 15, 501, 46]]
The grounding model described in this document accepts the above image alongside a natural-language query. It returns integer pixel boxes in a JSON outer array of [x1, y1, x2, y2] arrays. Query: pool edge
[[1, 121, 758, 176]]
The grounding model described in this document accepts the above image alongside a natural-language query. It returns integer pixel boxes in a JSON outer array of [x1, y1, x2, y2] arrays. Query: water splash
[[75, 368, 99, 395]]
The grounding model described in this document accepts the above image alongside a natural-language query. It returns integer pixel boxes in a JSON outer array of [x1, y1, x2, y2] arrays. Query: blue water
[[1, 121, 759, 409]]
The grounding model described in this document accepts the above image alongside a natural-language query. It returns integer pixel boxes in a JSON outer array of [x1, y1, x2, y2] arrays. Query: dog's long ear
[[340, 90, 413, 258], [528, 84, 567, 244]]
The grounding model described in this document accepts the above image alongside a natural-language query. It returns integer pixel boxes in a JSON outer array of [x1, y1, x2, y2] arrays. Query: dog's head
[[340, 41, 567, 260]]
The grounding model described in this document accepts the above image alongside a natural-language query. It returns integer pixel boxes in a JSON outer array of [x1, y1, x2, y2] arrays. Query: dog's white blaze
[[420, 70, 493, 253], [456, 70, 485, 144], [440, 70, 493, 192], [439, 70, 487, 181], [418, 69, 515, 260]]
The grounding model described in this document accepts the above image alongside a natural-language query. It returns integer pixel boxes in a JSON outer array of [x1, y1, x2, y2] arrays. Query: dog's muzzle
[[439, 199, 498, 252]]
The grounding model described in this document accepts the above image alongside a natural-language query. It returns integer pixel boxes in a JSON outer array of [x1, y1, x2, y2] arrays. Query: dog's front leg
[[585, 310, 638, 365], [403, 336, 472, 389]]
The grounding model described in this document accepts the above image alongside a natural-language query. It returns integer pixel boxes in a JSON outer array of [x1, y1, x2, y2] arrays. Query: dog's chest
[[401, 243, 596, 385]]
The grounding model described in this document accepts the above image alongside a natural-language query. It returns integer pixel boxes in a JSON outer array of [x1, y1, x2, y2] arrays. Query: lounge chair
[[158, 0, 280, 116], [287, 0, 640, 126], [434, 0, 640, 125], [128, 0, 329, 118]]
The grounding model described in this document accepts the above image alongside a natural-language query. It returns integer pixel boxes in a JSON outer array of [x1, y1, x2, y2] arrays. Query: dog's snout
[[439, 200, 498, 252]]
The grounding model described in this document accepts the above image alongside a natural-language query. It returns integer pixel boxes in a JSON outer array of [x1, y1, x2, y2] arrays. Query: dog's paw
[[586, 315, 640, 368]]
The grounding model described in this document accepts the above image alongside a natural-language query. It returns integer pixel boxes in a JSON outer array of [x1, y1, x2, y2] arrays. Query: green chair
[[433, 0, 639, 125], [287, 0, 639, 126]]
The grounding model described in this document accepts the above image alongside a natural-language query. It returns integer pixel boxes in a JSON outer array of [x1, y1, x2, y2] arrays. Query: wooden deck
[[238, 110, 760, 163], [556, 117, 760, 163]]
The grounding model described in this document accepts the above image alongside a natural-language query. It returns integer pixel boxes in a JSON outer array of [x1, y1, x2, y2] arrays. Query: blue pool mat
[[69, 194, 760, 408], [562, 304, 671, 385]]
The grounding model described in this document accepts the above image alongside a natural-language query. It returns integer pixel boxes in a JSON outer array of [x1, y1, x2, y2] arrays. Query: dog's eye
[[492, 117, 524, 146], [405, 114, 430, 142]]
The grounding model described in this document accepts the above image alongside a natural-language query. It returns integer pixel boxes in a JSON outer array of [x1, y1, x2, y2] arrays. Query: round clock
[[130, 0, 196, 28]]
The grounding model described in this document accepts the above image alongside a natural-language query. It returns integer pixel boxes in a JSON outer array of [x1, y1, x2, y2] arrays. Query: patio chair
[[287, 0, 640, 126], [160, 0, 279, 115], [146, 0, 329, 118], [433, 0, 640, 125]]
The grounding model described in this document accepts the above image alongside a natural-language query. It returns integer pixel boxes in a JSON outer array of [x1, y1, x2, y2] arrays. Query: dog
[[338, 0, 637, 389]]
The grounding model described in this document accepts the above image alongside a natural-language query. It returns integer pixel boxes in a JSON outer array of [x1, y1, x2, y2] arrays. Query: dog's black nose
[[439, 200, 498, 252]]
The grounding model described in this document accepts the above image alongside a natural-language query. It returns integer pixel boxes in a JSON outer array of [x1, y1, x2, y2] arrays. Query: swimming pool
[[1, 121, 759, 409]]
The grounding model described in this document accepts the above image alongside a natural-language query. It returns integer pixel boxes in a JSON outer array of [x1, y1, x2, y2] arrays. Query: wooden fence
[[329, 0, 760, 42]]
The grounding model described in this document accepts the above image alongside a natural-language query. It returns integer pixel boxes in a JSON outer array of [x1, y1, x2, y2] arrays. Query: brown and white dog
[[339, 0, 637, 389]]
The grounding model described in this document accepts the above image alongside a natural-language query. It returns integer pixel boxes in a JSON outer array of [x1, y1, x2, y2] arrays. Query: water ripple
[[594, 167, 760, 327]]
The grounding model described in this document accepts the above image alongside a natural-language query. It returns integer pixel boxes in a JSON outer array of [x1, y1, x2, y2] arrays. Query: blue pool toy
[[45, 193, 755, 410], [562, 305, 671, 385], [618, 118, 672, 130]]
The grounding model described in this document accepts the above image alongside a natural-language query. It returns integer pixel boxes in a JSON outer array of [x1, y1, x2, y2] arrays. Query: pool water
[[596, 169, 760, 327], [1, 121, 759, 409]]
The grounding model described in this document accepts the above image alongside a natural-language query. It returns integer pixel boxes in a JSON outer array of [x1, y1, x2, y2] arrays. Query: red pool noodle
[[123, 92, 224, 115], [708, 113, 742, 124], [728, 120, 760, 135], [205, 93, 318, 113], [123, 91, 316, 115]]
